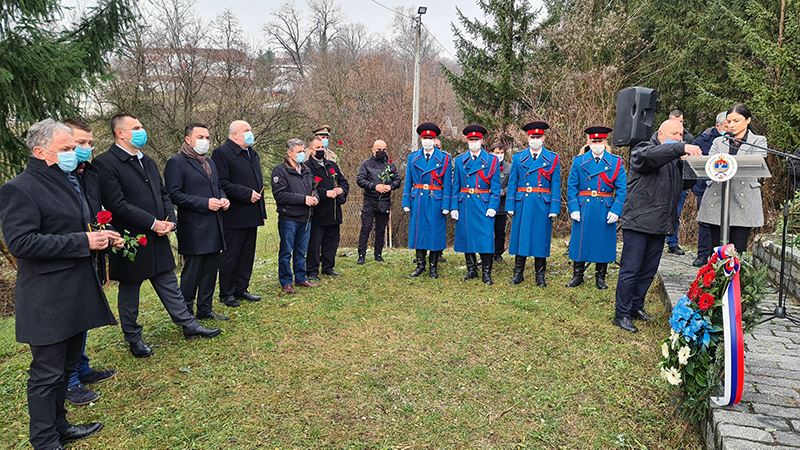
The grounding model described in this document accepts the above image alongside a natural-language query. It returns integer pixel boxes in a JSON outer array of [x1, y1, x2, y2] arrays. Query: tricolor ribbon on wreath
[[710, 244, 744, 406]]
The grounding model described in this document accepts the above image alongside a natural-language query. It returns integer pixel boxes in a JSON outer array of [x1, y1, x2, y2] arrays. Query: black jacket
[[620, 134, 692, 235], [94, 144, 177, 283], [271, 158, 315, 223], [690, 127, 720, 196], [356, 155, 401, 213], [497, 159, 512, 214], [0, 158, 116, 345], [211, 138, 266, 230], [74, 160, 110, 283], [307, 158, 350, 226], [164, 152, 226, 256]]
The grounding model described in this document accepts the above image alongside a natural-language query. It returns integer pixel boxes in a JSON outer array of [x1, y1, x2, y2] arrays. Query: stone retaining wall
[[752, 234, 800, 302]]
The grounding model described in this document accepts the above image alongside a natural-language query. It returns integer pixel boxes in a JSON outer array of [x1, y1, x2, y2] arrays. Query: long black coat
[[74, 161, 110, 283], [307, 158, 349, 226], [94, 144, 177, 283], [356, 155, 401, 213], [164, 152, 226, 256], [0, 158, 116, 345], [211, 139, 266, 230]]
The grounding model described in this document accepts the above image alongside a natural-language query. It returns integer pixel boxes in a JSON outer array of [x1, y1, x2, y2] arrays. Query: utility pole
[[411, 6, 427, 152]]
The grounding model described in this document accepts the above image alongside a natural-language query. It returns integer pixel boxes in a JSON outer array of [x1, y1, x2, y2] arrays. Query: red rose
[[314, 176, 322, 183], [338, 140, 343, 146], [702, 270, 715, 288], [709, 253, 719, 264], [698, 293, 715, 311], [137, 236, 147, 246], [329, 168, 336, 175], [388, 159, 393, 163], [500, 167, 504, 171], [96, 210, 112, 225]]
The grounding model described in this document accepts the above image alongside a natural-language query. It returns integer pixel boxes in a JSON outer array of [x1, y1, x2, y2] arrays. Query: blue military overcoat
[[402, 147, 452, 250], [450, 150, 501, 254], [505, 148, 561, 257], [566, 151, 627, 263]]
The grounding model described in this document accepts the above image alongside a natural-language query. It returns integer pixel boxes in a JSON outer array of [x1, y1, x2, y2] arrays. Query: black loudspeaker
[[612, 87, 658, 147]]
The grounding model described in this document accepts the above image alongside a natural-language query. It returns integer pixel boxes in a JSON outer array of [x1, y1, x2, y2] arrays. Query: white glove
[[607, 212, 619, 224], [570, 211, 580, 222], [507, 210, 514, 216], [442, 209, 449, 215], [451, 210, 459, 220], [486, 209, 496, 218], [403, 207, 410, 212], [549, 213, 557, 218]]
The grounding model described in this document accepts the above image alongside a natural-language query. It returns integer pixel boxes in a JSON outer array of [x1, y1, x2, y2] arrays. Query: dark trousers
[[219, 227, 257, 297], [357, 207, 389, 256], [696, 193, 712, 258], [307, 223, 340, 277], [180, 252, 221, 316], [710, 225, 751, 254], [117, 271, 199, 343], [615, 229, 666, 318], [67, 332, 91, 388], [494, 214, 507, 255], [28, 332, 83, 450]]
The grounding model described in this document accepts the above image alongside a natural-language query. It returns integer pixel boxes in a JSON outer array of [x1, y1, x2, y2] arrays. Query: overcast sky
[[192, 0, 546, 58]]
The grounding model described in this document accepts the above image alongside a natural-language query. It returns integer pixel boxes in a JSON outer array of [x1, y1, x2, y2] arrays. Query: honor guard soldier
[[506, 121, 561, 286], [450, 125, 501, 284], [402, 122, 452, 278], [566, 126, 627, 289]]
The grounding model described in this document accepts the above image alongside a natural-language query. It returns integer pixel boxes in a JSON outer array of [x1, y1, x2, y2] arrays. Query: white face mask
[[421, 139, 435, 151], [468, 141, 482, 152], [495, 154, 504, 163], [529, 139, 543, 150], [590, 144, 605, 156], [193, 139, 210, 155]]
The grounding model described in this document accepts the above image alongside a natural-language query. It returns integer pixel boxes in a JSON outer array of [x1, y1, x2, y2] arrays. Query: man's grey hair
[[286, 138, 305, 151], [716, 111, 728, 125], [26, 119, 72, 154]]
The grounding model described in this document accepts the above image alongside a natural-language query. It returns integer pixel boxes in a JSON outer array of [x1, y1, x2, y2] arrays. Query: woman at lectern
[[696, 103, 767, 253]]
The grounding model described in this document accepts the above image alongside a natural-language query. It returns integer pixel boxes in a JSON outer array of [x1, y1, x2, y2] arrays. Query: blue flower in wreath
[[669, 296, 694, 333]]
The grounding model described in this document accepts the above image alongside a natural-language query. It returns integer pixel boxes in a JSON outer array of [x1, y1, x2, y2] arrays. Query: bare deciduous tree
[[265, 0, 317, 78], [307, 0, 345, 52]]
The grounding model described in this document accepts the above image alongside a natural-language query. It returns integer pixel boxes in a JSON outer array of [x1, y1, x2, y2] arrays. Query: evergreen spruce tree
[[443, 0, 540, 144], [0, 0, 136, 179]]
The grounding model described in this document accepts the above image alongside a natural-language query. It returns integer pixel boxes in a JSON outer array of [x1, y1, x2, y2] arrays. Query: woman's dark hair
[[727, 103, 754, 131]]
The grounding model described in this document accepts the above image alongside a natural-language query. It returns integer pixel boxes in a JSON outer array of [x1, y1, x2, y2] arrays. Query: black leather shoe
[[667, 246, 685, 255], [184, 325, 222, 340], [60, 422, 103, 445], [374, 255, 386, 263], [197, 311, 229, 321], [692, 255, 708, 267], [631, 309, 654, 321], [612, 316, 638, 333], [129, 340, 153, 358], [438, 256, 447, 263], [235, 291, 261, 302], [356, 254, 366, 265], [494, 254, 504, 263], [308, 274, 321, 281], [221, 295, 240, 307], [322, 270, 340, 276]]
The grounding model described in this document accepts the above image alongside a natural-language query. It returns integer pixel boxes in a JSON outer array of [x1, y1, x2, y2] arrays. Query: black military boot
[[595, 262, 609, 290], [510, 256, 526, 285], [480, 253, 493, 285], [428, 251, 440, 279], [534, 257, 547, 287], [410, 250, 426, 277], [462, 253, 479, 280], [565, 261, 585, 287]]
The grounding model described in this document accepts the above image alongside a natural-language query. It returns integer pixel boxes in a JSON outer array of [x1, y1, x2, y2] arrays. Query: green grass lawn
[[0, 227, 702, 449]]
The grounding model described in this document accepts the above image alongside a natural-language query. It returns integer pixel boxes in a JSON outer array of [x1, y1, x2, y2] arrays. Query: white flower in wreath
[[661, 342, 670, 359], [670, 329, 680, 349], [665, 367, 682, 386], [677, 346, 692, 365], [660, 367, 669, 381]]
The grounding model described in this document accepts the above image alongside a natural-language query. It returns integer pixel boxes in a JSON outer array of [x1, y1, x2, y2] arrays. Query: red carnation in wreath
[[698, 292, 715, 311], [702, 270, 716, 288]]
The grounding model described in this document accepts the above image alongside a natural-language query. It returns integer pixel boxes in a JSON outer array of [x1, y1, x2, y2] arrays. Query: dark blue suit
[[402, 148, 452, 251], [451, 150, 501, 254]]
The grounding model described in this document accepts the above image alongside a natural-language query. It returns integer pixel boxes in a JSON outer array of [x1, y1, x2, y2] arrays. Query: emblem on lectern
[[705, 154, 738, 182]]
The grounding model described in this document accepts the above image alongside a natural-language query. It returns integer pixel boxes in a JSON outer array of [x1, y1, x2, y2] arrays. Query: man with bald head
[[211, 120, 267, 307], [613, 119, 702, 333], [356, 139, 401, 264]]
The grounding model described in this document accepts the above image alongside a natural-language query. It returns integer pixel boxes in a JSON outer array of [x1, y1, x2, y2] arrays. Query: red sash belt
[[517, 187, 551, 193], [413, 184, 442, 190], [579, 190, 612, 197], [460, 188, 490, 194]]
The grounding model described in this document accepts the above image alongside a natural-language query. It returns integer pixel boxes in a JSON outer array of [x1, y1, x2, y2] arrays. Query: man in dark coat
[[664, 110, 696, 255], [0, 119, 121, 449], [164, 123, 230, 321], [356, 139, 401, 264], [210, 120, 266, 307], [62, 119, 118, 406], [271, 139, 320, 294], [306, 136, 350, 280], [94, 114, 221, 358], [614, 119, 701, 333], [490, 142, 512, 262]]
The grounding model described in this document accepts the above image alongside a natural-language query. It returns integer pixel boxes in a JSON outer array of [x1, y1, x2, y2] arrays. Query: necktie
[[532, 153, 537, 161], [425, 154, 430, 163], [472, 155, 476, 161], [595, 157, 600, 163], [66, 173, 83, 197]]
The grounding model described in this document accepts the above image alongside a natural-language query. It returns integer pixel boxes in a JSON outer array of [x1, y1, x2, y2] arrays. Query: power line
[[422, 23, 456, 61], [368, 0, 414, 19], [367, 0, 456, 60]]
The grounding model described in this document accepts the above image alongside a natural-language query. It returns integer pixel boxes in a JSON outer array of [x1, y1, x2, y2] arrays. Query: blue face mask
[[130, 129, 148, 148], [75, 146, 93, 162], [45, 149, 78, 173], [321, 138, 329, 148], [243, 131, 255, 146], [664, 138, 680, 144], [294, 152, 306, 164]]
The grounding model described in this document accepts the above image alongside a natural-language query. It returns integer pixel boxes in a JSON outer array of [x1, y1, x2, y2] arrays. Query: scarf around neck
[[181, 142, 211, 177]]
